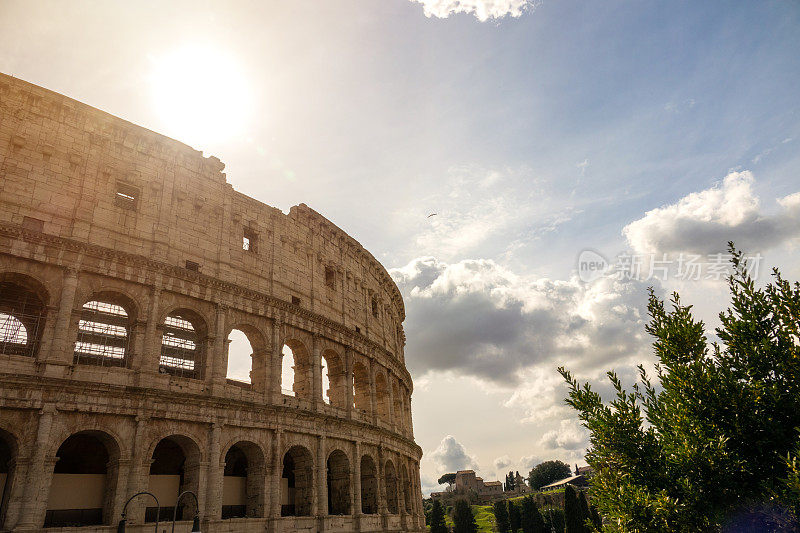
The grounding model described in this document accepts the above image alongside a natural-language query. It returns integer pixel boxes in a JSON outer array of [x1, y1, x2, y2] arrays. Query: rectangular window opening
[[243, 228, 258, 252], [115, 182, 140, 210], [291, 295, 301, 306], [325, 266, 335, 289], [185, 260, 200, 272], [371, 298, 379, 318]]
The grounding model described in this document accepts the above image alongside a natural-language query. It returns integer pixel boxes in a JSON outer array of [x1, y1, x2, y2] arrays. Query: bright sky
[[3, 0, 799, 496]]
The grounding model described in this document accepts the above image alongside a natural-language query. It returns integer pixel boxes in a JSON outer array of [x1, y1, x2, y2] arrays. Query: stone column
[[352, 442, 361, 517], [312, 335, 322, 409], [386, 372, 396, 432], [368, 359, 377, 425], [205, 422, 223, 521], [129, 320, 148, 371], [345, 348, 354, 419], [124, 415, 150, 524], [270, 429, 282, 519], [208, 304, 227, 384], [315, 435, 326, 517], [377, 446, 387, 515], [47, 267, 79, 364], [141, 279, 163, 375], [270, 319, 284, 404], [16, 405, 56, 529]]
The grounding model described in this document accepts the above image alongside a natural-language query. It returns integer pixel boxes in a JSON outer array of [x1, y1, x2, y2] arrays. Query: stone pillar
[[48, 267, 79, 364], [368, 359, 377, 426], [16, 405, 56, 529], [205, 422, 223, 521], [345, 348, 354, 419], [270, 319, 284, 404], [3, 456, 29, 529], [141, 279, 163, 375], [315, 435, 326, 517], [377, 446, 387, 516], [124, 415, 150, 524], [270, 429, 282, 519], [251, 348, 271, 396], [108, 457, 131, 526], [312, 335, 322, 409], [386, 372, 396, 432], [415, 462, 424, 525], [208, 304, 227, 384], [129, 320, 148, 371], [352, 442, 361, 517]]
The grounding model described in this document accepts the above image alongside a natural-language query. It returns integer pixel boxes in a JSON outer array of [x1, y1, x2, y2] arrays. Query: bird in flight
[[427, 213, 437, 218]]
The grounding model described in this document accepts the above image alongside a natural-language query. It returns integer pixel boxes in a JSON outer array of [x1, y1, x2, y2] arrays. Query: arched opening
[[0, 429, 17, 529], [0, 275, 48, 358], [281, 445, 313, 516], [322, 350, 346, 409], [401, 465, 412, 513], [222, 441, 265, 519], [360, 455, 377, 515], [375, 373, 390, 421], [226, 329, 253, 385], [384, 460, 398, 515], [353, 362, 370, 414], [282, 340, 311, 400], [147, 436, 200, 522], [392, 382, 403, 424], [327, 450, 350, 515], [160, 310, 206, 379], [74, 295, 133, 367], [45, 431, 119, 527]]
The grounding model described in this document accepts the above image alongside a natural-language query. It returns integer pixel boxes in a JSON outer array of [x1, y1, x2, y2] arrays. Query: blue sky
[[2, 0, 799, 494]]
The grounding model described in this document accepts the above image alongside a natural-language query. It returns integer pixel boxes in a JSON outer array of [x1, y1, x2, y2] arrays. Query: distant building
[[540, 474, 589, 490], [431, 470, 505, 501]]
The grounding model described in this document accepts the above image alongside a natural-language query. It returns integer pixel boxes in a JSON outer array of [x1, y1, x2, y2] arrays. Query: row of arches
[[0, 428, 418, 529], [0, 273, 412, 430]]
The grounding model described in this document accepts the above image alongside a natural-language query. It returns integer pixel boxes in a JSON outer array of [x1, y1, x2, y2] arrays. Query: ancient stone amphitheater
[[0, 73, 423, 532]]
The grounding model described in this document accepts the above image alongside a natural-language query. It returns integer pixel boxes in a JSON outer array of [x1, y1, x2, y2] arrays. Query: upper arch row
[[0, 269, 414, 436]]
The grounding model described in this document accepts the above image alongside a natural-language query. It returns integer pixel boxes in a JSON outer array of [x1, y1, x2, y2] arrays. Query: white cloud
[[429, 435, 479, 473], [411, 0, 539, 21], [493, 455, 511, 472], [539, 419, 589, 451], [391, 256, 653, 384], [622, 171, 800, 256]]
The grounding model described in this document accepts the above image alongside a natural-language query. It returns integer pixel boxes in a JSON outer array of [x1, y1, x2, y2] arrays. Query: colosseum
[[0, 72, 424, 532]]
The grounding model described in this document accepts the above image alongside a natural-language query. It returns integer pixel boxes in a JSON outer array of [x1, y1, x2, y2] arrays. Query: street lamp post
[[171, 490, 201, 533], [118, 491, 160, 533]]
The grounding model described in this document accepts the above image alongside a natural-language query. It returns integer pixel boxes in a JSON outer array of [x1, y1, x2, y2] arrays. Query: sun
[[149, 44, 252, 147]]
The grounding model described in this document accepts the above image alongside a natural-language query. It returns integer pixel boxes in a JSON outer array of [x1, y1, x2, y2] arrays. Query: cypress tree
[[589, 504, 602, 530], [430, 499, 448, 533], [509, 499, 522, 532], [564, 485, 585, 533], [454, 499, 478, 533], [493, 499, 510, 533], [521, 495, 546, 533]]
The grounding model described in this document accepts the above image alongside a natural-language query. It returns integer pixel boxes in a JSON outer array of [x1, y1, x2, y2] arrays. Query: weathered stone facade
[[0, 72, 423, 532]]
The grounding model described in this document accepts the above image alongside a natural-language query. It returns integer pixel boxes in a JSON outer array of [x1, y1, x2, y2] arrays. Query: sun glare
[[149, 44, 251, 147]]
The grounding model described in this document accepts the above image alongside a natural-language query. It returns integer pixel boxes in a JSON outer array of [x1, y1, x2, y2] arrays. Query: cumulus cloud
[[493, 455, 511, 472], [430, 435, 479, 473], [391, 256, 653, 384], [411, 0, 539, 21], [622, 171, 800, 256], [539, 419, 589, 451]]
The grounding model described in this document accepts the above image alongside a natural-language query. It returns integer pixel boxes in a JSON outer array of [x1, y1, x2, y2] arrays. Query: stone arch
[[401, 463, 412, 513], [322, 348, 346, 408], [375, 372, 390, 421], [159, 308, 208, 379], [222, 440, 266, 518], [147, 434, 202, 522], [281, 445, 314, 516], [0, 428, 18, 530], [45, 430, 122, 527], [0, 272, 49, 358], [73, 291, 138, 368], [327, 449, 350, 515], [353, 360, 371, 414], [384, 459, 398, 514], [359, 454, 378, 515], [226, 323, 267, 387], [281, 338, 312, 400]]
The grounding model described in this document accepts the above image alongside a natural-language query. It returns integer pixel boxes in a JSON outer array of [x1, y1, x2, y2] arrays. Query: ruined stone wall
[[0, 73, 423, 532]]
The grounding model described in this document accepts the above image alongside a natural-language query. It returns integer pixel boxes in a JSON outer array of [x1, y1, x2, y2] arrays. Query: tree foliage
[[528, 460, 572, 490], [560, 247, 800, 531], [493, 499, 510, 533], [429, 499, 448, 533], [521, 495, 546, 533], [439, 472, 457, 486], [564, 485, 587, 533], [509, 499, 522, 532], [454, 499, 478, 533]]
